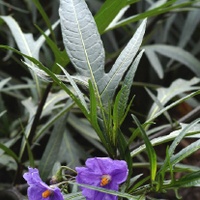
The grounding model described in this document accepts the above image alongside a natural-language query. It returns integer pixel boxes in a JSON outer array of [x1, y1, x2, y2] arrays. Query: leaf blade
[[59, 0, 105, 84], [100, 19, 147, 103], [132, 115, 157, 182]]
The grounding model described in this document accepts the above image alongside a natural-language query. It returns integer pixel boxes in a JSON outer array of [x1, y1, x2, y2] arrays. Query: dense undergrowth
[[0, 0, 200, 199]]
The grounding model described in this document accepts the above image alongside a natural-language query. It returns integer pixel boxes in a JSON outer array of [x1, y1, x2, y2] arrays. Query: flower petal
[[110, 161, 128, 184], [23, 167, 64, 200], [76, 166, 101, 185], [76, 157, 128, 200], [82, 188, 96, 199], [52, 188, 65, 200], [96, 191, 117, 200], [85, 157, 114, 174], [23, 167, 44, 185], [28, 185, 46, 200]]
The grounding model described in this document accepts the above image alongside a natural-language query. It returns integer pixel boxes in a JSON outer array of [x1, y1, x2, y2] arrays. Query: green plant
[[0, 0, 200, 199]]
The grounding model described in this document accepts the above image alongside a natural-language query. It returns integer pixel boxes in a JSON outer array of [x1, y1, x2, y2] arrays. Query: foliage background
[[0, 0, 200, 199]]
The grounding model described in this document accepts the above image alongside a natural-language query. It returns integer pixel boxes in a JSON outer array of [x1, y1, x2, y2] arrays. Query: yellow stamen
[[100, 175, 111, 186], [42, 189, 52, 198]]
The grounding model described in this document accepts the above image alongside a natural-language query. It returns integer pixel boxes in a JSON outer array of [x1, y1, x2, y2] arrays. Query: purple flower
[[23, 167, 64, 200], [76, 157, 128, 200]]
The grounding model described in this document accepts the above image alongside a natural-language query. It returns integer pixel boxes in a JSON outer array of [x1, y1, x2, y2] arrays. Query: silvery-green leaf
[[146, 87, 172, 124], [0, 154, 17, 170], [19, 98, 36, 159], [0, 110, 7, 118], [23, 61, 89, 87], [59, 0, 105, 86], [171, 123, 200, 138], [115, 50, 144, 125], [144, 44, 200, 77], [0, 16, 59, 61], [58, 64, 88, 111], [58, 128, 88, 169], [100, 19, 147, 102], [39, 114, 67, 180], [147, 77, 200, 120], [42, 90, 69, 116], [171, 139, 200, 166], [145, 48, 164, 79], [0, 16, 35, 61], [0, 77, 11, 90], [106, 5, 130, 31], [178, 3, 200, 48], [0, 16, 59, 97], [172, 171, 200, 188], [131, 121, 200, 157]]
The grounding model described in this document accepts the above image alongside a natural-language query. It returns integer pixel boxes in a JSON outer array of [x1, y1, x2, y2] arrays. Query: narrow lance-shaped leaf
[[178, 6, 200, 48], [39, 114, 68, 180], [0, 15, 42, 98], [117, 50, 144, 123], [0, 16, 59, 62], [132, 115, 157, 182], [147, 77, 200, 121], [146, 88, 172, 125], [88, 81, 109, 148], [94, 0, 138, 34], [172, 171, 200, 188], [0, 77, 11, 90], [0, 45, 89, 118], [144, 45, 200, 77], [168, 118, 200, 157], [130, 121, 200, 158], [171, 138, 200, 166], [146, 90, 200, 124], [113, 50, 144, 144], [0, 143, 20, 164], [0, 15, 59, 98], [58, 64, 88, 112], [59, 0, 105, 88], [100, 19, 147, 104], [157, 118, 200, 176], [145, 48, 164, 79]]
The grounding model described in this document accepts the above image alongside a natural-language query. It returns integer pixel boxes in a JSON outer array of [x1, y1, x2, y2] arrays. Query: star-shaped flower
[[23, 167, 64, 200], [76, 157, 128, 200]]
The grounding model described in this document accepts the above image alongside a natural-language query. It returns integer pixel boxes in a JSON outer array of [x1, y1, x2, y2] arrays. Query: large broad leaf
[[59, 0, 146, 106], [59, 0, 105, 88]]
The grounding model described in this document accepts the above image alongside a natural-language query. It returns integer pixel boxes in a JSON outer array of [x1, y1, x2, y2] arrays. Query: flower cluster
[[23, 157, 128, 200], [23, 167, 64, 200], [76, 157, 128, 200]]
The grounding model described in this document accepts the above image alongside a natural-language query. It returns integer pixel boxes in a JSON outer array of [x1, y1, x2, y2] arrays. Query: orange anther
[[42, 189, 52, 198], [100, 175, 111, 186]]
